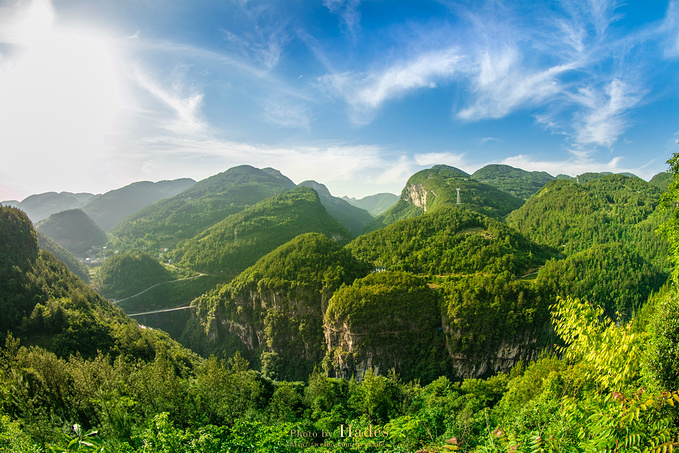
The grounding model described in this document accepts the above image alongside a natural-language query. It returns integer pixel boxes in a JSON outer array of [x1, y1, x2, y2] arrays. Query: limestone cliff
[[323, 271, 451, 383], [402, 183, 435, 211], [181, 232, 371, 381]]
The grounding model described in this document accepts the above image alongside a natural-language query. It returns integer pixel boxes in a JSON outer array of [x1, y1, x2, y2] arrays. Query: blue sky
[[1, 0, 679, 201]]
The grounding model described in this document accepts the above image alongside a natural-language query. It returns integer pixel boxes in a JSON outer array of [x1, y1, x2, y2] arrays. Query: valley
[[1, 162, 678, 452]]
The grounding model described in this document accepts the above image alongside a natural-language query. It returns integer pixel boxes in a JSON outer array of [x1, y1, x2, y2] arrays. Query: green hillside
[[506, 175, 666, 259], [366, 164, 524, 231], [1, 191, 97, 222], [36, 230, 90, 283], [0, 206, 195, 361], [342, 192, 399, 216], [4, 157, 679, 452], [536, 242, 667, 316], [651, 171, 673, 191], [36, 208, 108, 256], [472, 164, 554, 200], [349, 207, 551, 276], [183, 232, 370, 380], [83, 178, 195, 231], [110, 165, 296, 252], [171, 187, 352, 275], [576, 171, 639, 183], [507, 175, 669, 317], [96, 250, 173, 300], [298, 180, 373, 236], [324, 271, 449, 383]]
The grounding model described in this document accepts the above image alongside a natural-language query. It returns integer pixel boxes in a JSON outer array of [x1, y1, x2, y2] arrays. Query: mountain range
[[1, 162, 671, 386]]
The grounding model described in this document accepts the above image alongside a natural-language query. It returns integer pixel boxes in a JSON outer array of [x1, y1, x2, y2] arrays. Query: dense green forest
[[110, 165, 296, 252], [471, 164, 555, 200], [182, 232, 370, 381], [2, 158, 679, 453], [36, 209, 108, 256], [170, 187, 353, 275], [95, 251, 174, 300], [366, 165, 524, 232], [349, 207, 551, 276]]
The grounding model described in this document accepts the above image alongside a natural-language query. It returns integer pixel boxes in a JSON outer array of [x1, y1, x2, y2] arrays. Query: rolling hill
[[1, 191, 97, 222], [342, 192, 399, 216], [348, 207, 551, 277], [83, 178, 195, 231], [650, 171, 673, 191], [170, 186, 353, 275], [366, 164, 524, 232], [110, 165, 296, 252], [36, 209, 108, 256], [471, 164, 554, 200], [298, 180, 373, 236]]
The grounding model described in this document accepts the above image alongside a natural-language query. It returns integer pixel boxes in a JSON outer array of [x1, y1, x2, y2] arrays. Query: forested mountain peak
[[111, 165, 297, 251], [1, 191, 98, 222], [472, 164, 555, 200], [298, 180, 332, 197], [36, 208, 108, 256], [170, 186, 353, 275], [180, 164, 295, 198], [429, 164, 470, 177], [233, 232, 370, 288], [575, 171, 639, 183], [298, 180, 374, 236], [365, 164, 524, 231], [82, 178, 196, 231], [0, 206, 39, 270]]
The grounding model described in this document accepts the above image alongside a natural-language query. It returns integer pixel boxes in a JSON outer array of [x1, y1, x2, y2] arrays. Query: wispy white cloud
[[261, 102, 310, 129], [661, 0, 679, 58], [218, 0, 293, 71], [457, 47, 574, 121], [319, 0, 654, 157], [324, 0, 362, 37], [319, 47, 463, 124], [569, 79, 645, 151], [478, 137, 500, 145], [221, 27, 288, 71], [129, 64, 206, 134]]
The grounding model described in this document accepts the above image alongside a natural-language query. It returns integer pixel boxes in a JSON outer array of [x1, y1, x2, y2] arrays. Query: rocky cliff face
[[185, 281, 329, 380], [185, 270, 551, 383], [402, 183, 436, 211], [443, 329, 549, 379], [323, 311, 547, 382], [322, 272, 451, 383]]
